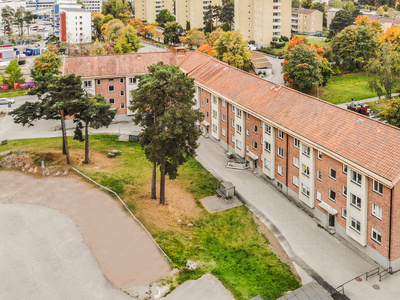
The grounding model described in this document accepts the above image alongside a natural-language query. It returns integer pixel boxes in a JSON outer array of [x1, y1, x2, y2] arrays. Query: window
[[108, 78, 114, 82], [372, 204, 382, 220], [222, 128, 226, 137], [231, 120, 235, 128], [329, 189, 336, 202], [120, 103, 125, 109], [302, 184, 310, 197], [236, 124, 242, 134], [342, 186, 347, 196], [200, 101, 203, 107], [236, 140, 242, 149], [293, 156, 299, 168], [109, 98, 115, 104], [253, 142, 258, 150], [232, 135, 235, 143], [351, 170, 362, 185], [350, 193, 361, 209], [317, 170, 322, 181], [108, 86, 115, 92], [236, 109, 242, 118], [294, 138, 300, 148], [120, 78, 124, 84], [350, 217, 361, 233], [317, 151, 322, 160], [302, 144, 310, 156], [83, 80, 92, 88], [293, 175, 299, 187], [253, 125, 258, 133], [342, 208, 347, 219], [213, 96, 217, 104], [278, 165, 283, 176], [213, 110, 217, 118], [246, 128, 249, 136], [317, 191, 321, 201], [206, 97, 209, 104], [206, 111, 209, 118], [222, 100, 226, 107], [264, 158, 270, 169], [302, 164, 310, 177], [246, 144, 249, 151], [246, 112, 250, 119], [278, 129, 283, 139], [97, 93, 102, 96], [371, 228, 382, 244], [373, 180, 383, 195], [343, 164, 348, 174], [201, 88, 203, 94], [96, 79, 101, 85], [264, 124, 271, 135], [222, 114, 226, 122], [329, 168, 337, 180], [213, 124, 217, 132], [265, 142, 271, 152], [129, 77, 137, 84], [278, 147, 283, 158], [120, 91, 125, 96], [232, 105, 235, 112]]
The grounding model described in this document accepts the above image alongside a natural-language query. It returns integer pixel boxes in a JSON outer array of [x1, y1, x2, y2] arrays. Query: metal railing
[[71, 167, 173, 265], [379, 267, 392, 281]]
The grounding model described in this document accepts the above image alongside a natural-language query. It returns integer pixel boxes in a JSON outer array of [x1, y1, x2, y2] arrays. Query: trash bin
[[129, 131, 141, 142]]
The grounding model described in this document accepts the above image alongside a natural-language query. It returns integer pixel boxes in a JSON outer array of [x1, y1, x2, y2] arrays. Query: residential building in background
[[326, 7, 341, 28], [367, 15, 400, 32], [59, 8, 91, 43], [81, 0, 101, 12], [291, 8, 323, 35], [134, 0, 174, 23], [63, 49, 400, 271], [234, 0, 291, 47], [175, 0, 221, 30]]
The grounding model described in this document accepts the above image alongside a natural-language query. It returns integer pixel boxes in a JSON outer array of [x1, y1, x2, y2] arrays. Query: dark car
[[278, 55, 286, 59]]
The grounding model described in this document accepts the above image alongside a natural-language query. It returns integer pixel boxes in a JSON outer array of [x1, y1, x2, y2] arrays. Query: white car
[[0, 98, 15, 105]]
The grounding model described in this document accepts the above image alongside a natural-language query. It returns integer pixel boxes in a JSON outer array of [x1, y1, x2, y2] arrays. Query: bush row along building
[[63, 49, 400, 270]]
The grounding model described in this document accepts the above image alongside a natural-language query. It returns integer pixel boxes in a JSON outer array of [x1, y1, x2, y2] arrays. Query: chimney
[[174, 47, 187, 57]]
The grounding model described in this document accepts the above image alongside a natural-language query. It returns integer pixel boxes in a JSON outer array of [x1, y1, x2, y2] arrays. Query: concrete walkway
[[196, 136, 400, 300], [336, 94, 400, 109]]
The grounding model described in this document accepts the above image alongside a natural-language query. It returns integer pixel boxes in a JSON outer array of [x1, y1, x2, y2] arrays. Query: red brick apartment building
[[63, 49, 400, 270]]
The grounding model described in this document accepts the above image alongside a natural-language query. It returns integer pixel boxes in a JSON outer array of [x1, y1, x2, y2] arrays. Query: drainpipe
[[388, 188, 393, 267], [286, 133, 289, 196]]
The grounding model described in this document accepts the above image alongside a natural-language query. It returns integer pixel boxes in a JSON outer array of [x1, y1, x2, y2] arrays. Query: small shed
[[129, 131, 141, 142]]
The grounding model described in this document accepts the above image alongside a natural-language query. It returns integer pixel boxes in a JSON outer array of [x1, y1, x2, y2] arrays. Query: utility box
[[129, 131, 141, 142]]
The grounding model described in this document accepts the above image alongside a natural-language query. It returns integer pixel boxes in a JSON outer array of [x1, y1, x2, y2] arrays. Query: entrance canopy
[[318, 201, 338, 215]]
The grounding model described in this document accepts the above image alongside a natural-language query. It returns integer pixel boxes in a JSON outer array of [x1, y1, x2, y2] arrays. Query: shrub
[[281, 36, 289, 42], [274, 42, 286, 49], [272, 36, 279, 41]]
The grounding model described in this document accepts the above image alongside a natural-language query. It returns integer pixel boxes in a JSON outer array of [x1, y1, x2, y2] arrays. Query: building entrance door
[[254, 159, 257, 169], [328, 213, 335, 227]]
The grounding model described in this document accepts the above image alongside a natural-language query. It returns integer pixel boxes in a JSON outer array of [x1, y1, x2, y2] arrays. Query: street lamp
[[312, 82, 319, 98]]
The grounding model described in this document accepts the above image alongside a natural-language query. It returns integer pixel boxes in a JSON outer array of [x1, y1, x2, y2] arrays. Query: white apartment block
[[59, 8, 92, 44], [81, 0, 101, 12], [175, 0, 222, 29], [135, 0, 174, 23], [234, 0, 291, 47]]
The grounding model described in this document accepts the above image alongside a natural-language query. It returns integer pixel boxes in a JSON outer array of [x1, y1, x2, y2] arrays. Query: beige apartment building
[[234, 0, 291, 47], [135, 0, 174, 23], [175, 0, 222, 29], [326, 7, 341, 28], [291, 8, 323, 35]]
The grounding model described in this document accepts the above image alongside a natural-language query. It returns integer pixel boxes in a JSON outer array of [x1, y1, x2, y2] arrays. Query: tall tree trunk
[[151, 161, 157, 199], [160, 149, 166, 206], [84, 122, 89, 164], [61, 116, 66, 154], [60, 110, 71, 165]]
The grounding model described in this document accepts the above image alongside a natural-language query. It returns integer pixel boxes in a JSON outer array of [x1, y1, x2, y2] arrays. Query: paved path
[[0, 203, 132, 300], [336, 94, 400, 109], [0, 172, 170, 290], [195, 136, 400, 300]]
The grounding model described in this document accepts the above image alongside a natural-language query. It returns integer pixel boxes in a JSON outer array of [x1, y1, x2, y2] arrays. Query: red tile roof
[[62, 51, 400, 186]]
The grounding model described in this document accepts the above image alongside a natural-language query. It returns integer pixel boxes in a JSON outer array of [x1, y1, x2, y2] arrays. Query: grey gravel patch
[[201, 195, 243, 213]]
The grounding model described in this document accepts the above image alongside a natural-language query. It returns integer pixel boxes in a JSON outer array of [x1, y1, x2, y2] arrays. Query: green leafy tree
[[2, 6, 15, 35], [332, 25, 377, 72], [1, 60, 25, 89], [32, 45, 61, 77], [311, 2, 327, 28], [102, 0, 128, 18], [282, 43, 324, 92], [292, 0, 300, 8], [103, 18, 125, 41], [114, 24, 142, 53], [72, 95, 116, 163], [163, 22, 184, 45], [92, 13, 104, 37], [155, 9, 175, 27], [213, 5, 222, 28], [329, 9, 361, 37], [301, 0, 313, 9], [380, 98, 400, 127], [204, 5, 214, 33], [331, 0, 344, 8], [180, 29, 206, 48], [129, 62, 203, 205], [14, 6, 25, 35], [101, 14, 114, 25], [220, 1, 234, 29], [24, 11, 36, 35], [214, 31, 251, 70], [366, 43, 400, 99]]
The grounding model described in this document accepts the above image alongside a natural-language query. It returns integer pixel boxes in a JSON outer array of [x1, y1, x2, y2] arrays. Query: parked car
[[278, 55, 286, 59], [0, 98, 15, 105]]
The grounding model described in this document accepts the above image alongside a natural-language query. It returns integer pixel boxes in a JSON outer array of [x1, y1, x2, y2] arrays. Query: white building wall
[[299, 142, 315, 208], [82, 79, 95, 95], [211, 94, 220, 140], [346, 169, 368, 246], [234, 107, 245, 158], [82, 0, 101, 12], [126, 76, 139, 115], [262, 122, 275, 179], [64, 9, 91, 44]]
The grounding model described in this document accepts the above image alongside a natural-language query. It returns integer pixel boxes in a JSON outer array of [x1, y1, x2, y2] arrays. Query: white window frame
[[222, 99, 226, 107], [317, 150, 322, 160], [109, 98, 115, 104], [96, 79, 101, 85], [206, 97, 209, 104], [265, 142, 271, 152], [264, 158, 270, 170], [302, 164, 310, 177], [342, 208, 347, 219], [350, 193, 361, 210], [129, 77, 137, 84], [213, 95, 217, 104], [236, 140, 242, 150], [253, 141, 258, 150], [108, 78, 114, 82], [317, 191, 321, 201], [222, 128, 226, 137], [294, 138, 300, 148], [108, 86, 115, 92], [83, 80, 92, 88], [351, 170, 362, 186], [264, 124, 271, 135], [253, 125, 258, 133], [293, 156, 299, 168], [120, 103, 125, 109], [212, 124, 217, 133], [206, 111, 209, 118], [200, 101, 203, 107], [246, 128, 249, 136], [302, 184, 310, 197], [120, 78, 124, 84], [232, 135, 235, 143], [302, 144, 310, 157], [213, 110, 217, 118], [372, 203, 382, 220], [342, 185, 347, 197], [120, 91, 125, 96], [293, 175, 299, 187], [278, 165, 283, 176], [222, 114, 226, 122], [373, 180, 383, 195], [278, 129, 284, 139], [232, 105, 235, 112], [343, 164, 348, 174], [317, 170, 322, 181], [236, 124, 242, 134], [246, 112, 250, 119], [329, 189, 336, 202], [236, 109, 242, 118], [371, 228, 382, 244], [350, 217, 361, 233], [278, 147, 283, 158], [329, 168, 337, 180]]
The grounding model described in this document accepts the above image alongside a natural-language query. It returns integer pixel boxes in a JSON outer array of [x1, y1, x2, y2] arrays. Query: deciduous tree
[[329, 9, 361, 37], [114, 24, 142, 53], [380, 25, 400, 48], [197, 44, 218, 57], [180, 29, 206, 48], [155, 9, 175, 27], [208, 27, 223, 46], [1, 6, 15, 35], [1, 60, 25, 89], [301, 0, 313, 9], [163, 22, 184, 45], [214, 31, 251, 69], [380, 98, 400, 127], [129, 62, 203, 205], [292, 0, 300, 8]]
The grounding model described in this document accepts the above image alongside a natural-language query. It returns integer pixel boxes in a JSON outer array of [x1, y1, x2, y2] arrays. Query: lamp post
[[313, 82, 319, 98]]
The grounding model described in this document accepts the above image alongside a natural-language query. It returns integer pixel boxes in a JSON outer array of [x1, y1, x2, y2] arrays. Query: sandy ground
[[0, 203, 132, 300], [0, 171, 171, 290]]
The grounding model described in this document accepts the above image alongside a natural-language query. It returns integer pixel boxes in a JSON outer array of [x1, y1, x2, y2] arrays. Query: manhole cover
[[372, 284, 380, 290], [355, 277, 362, 282]]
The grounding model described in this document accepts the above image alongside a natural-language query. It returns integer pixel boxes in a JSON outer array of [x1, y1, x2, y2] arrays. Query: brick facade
[[94, 77, 127, 115], [219, 98, 228, 145], [275, 129, 287, 185], [245, 113, 263, 168], [287, 136, 300, 194]]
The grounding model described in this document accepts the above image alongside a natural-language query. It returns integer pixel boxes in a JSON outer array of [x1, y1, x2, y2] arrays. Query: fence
[[70, 167, 173, 265]]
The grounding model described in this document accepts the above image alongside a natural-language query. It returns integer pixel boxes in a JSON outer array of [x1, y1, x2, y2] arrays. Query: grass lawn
[[0, 135, 301, 300], [319, 73, 377, 104], [366, 98, 389, 114], [0, 89, 29, 98]]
